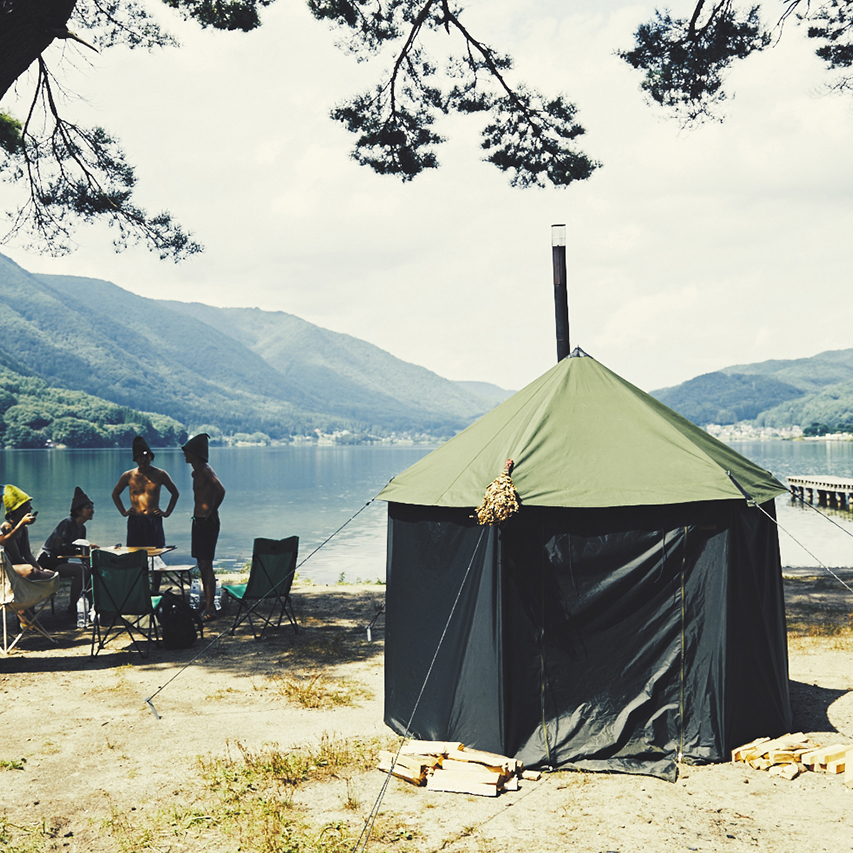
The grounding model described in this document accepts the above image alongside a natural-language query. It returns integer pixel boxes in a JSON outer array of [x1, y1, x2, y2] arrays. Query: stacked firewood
[[377, 740, 541, 797], [732, 733, 852, 785]]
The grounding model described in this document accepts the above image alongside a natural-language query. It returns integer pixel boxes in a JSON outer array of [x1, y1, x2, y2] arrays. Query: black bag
[[156, 591, 204, 649]]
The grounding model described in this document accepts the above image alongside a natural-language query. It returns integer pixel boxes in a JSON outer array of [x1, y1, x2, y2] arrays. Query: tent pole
[[551, 224, 570, 361]]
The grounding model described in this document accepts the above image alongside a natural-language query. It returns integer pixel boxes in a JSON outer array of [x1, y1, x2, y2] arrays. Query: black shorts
[[127, 514, 165, 547], [191, 513, 220, 561]]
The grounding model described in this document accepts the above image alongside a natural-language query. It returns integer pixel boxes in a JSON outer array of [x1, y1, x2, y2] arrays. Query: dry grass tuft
[[200, 733, 383, 794], [268, 668, 373, 709], [92, 734, 409, 853]]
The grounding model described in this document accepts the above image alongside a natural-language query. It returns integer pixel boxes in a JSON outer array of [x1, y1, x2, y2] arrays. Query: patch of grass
[[201, 734, 382, 791], [206, 686, 240, 701], [368, 814, 421, 845], [787, 621, 853, 639], [344, 778, 361, 810], [0, 758, 25, 771], [267, 669, 373, 709], [102, 808, 154, 853], [0, 817, 60, 853], [12, 735, 415, 853]]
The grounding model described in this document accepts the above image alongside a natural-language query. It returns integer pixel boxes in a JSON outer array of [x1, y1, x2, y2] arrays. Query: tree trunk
[[0, 0, 78, 101]]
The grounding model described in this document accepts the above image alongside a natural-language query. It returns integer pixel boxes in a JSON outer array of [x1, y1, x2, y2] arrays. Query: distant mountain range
[[0, 252, 512, 446], [6, 245, 846, 445], [652, 349, 853, 431]]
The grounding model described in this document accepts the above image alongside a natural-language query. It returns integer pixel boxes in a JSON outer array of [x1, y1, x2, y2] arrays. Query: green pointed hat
[[3, 484, 32, 515], [181, 433, 210, 462]]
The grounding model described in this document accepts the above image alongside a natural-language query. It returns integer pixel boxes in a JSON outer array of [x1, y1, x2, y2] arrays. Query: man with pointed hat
[[182, 433, 225, 620], [37, 487, 95, 616], [111, 435, 180, 548], [1, 485, 59, 581]]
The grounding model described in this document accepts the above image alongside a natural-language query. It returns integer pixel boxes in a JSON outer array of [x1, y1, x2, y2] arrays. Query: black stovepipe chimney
[[551, 223, 570, 361]]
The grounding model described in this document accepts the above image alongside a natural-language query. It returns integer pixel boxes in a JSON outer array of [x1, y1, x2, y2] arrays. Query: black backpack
[[156, 591, 204, 649]]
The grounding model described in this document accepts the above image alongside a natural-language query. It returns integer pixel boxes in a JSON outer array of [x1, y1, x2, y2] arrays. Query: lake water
[[0, 445, 434, 584], [2, 441, 852, 581]]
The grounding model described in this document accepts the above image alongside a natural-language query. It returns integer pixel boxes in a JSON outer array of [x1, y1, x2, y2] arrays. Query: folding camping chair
[[1, 546, 61, 655], [90, 549, 163, 658], [223, 536, 299, 639]]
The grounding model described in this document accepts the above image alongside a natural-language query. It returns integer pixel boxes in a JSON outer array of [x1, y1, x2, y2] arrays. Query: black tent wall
[[384, 500, 791, 781]]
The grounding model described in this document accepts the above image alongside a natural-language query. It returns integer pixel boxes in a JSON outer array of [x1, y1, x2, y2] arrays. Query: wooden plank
[[767, 747, 813, 764], [446, 746, 518, 773], [800, 744, 851, 768], [766, 751, 798, 764], [846, 762, 852, 789], [768, 763, 800, 781], [741, 748, 766, 764], [426, 774, 499, 797], [521, 769, 542, 781], [440, 759, 505, 781], [501, 775, 519, 791], [732, 737, 770, 762], [824, 749, 851, 775], [400, 740, 462, 756], [377, 750, 439, 775], [750, 733, 807, 755], [377, 758, 424, 785]]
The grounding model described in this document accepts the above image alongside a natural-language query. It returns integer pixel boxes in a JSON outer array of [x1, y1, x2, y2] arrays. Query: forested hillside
[[653, 349, 853, 431], [0, 367, 186, 449], [0, 252, 502, 447]]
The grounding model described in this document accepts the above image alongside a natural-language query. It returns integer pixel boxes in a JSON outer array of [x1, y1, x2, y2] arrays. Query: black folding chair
[[90, 549, 162, 658], [223, 536, 299, 639]]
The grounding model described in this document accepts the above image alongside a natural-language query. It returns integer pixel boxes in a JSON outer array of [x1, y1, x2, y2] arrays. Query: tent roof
[[378, 352, 786, 509]]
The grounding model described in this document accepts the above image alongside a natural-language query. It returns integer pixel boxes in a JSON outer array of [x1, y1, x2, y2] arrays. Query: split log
[[426, 772, 499, 797], [445, 746, 519, 774], [800, 744, 851, 770], [400, 740, 462, 756], [768, 763, 801, 780]]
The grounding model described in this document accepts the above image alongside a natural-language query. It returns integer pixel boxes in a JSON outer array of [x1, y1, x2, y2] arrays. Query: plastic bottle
[[76, 595, 86, 629], [214, 579, 222, 611], [190, 578, 201, 609]]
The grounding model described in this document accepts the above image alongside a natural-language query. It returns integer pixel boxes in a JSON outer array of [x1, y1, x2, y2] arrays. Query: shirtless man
[[111, 436, 179, 547], [182, 433, 225, 621]]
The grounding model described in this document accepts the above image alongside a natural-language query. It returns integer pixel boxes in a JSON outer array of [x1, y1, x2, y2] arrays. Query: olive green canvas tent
[[378, 350, 791, 780]]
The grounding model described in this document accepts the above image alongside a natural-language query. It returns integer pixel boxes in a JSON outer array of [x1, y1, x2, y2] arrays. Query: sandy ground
[[0, 573, 851, 853]]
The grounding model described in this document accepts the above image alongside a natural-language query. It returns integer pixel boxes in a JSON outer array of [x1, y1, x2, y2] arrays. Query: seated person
[[1, 485, 59, 581], [37, 486, 95, 615]]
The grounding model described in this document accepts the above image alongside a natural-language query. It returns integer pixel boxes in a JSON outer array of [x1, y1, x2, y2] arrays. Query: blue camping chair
[[90, 549, 162, 658], [223, 536, 299, 639]]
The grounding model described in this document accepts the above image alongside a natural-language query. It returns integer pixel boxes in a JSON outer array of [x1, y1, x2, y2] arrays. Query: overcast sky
[[3, 1, 852, 394]]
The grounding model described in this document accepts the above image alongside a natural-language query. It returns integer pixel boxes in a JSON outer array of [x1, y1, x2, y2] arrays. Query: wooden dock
[[786, 475, 853, 509]]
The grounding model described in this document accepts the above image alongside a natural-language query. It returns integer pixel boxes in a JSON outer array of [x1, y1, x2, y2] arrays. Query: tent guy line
[[143, 495, 380, 717], [756, 500, 853, 597], [354, 526, 487, 853]]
